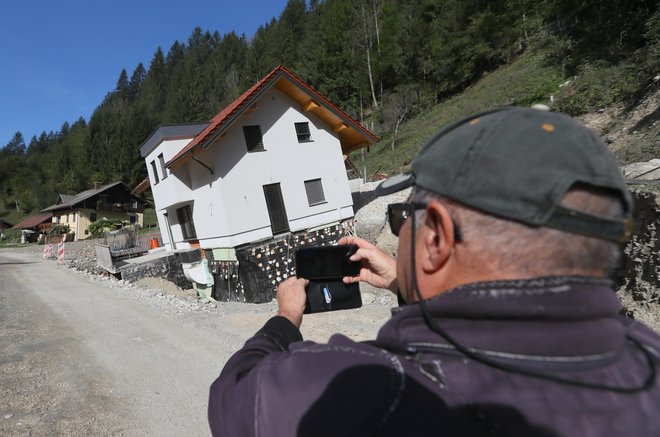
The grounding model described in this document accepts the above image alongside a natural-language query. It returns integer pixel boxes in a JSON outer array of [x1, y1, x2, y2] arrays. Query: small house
[[42, 182, 148, 241], [139, 65, 378, 301]]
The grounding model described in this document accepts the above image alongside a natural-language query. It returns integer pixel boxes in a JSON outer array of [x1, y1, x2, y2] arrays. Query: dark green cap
[[376, 106, 634, 242]]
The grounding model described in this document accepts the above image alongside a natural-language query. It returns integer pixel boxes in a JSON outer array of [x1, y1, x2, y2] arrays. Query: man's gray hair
[[411, 185, 624, 277]]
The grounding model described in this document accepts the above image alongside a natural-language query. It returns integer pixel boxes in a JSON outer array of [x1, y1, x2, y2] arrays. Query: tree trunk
[[360, 3, 378, 109]]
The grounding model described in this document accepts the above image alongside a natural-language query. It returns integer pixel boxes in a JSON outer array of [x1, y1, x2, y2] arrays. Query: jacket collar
[[377, 276, 626, 358]]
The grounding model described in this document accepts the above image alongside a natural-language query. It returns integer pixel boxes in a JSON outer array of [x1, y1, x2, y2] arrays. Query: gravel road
[[0, 248, 396, 436]]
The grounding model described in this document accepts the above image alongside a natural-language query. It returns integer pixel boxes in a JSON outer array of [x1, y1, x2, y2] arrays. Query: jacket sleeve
[[208, 316, 303, 436]]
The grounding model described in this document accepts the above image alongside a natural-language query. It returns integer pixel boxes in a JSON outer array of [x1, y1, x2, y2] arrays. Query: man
[[208, 107, 660, 436]]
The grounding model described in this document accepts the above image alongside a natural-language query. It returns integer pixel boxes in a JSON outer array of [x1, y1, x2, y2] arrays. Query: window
[[295, 122, 312, 142], [243, 125, 264, 152], [158, 153, 168, 179], [90, 212, 97, 222], [72, 213, 75, 223], [304, 179, 326, 206], [150, 160, 160, 184], [130, 215, 137, 225], [263, 183, 290, 235], [176, 205, 197, 240], [84, 230, 89, 235]]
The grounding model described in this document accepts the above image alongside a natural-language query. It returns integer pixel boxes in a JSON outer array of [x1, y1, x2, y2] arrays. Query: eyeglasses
[[387, 203, 427, 236], [387, 202, 464, 240]]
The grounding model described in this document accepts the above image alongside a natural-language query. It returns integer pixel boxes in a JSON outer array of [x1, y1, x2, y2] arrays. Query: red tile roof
[[12, 213, 53, 230], [167, 65, 378, 167]]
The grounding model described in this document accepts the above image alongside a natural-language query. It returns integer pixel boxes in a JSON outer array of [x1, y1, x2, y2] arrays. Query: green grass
[[143, 208, 158, 227], [0, 243, 32, 249], [358, 53, 562, 179]]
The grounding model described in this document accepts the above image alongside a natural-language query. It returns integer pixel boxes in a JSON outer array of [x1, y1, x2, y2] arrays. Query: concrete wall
[[210, 219, 355, 303], [144, 137, 197, 250], [151, 86, 354, 251]]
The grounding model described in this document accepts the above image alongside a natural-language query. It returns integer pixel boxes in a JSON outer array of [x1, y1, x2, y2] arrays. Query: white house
[[140, 65, 378, 253]]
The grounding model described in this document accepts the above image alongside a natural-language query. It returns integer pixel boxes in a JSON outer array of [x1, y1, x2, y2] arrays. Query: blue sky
[[0, 0, 289, 146]]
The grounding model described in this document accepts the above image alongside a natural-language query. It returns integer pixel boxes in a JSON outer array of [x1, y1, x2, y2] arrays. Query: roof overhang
[[166, 65, 379, 171]]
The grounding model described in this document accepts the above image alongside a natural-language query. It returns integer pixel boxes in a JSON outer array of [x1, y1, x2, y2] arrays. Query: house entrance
[[263, 183, 290, 235]]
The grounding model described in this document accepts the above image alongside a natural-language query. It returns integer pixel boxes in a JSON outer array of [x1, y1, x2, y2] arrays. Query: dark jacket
[[208, 277, 660, 436]]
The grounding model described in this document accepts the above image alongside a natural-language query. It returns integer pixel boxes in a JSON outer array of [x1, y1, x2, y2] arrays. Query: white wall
[[152, 87, 355, 250], [144, 137, 197, 249]]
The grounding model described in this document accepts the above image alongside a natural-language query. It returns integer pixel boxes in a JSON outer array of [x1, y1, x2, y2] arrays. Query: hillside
[[359, 52, 659, 179]]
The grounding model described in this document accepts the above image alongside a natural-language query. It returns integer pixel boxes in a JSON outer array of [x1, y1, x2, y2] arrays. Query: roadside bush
[[1, 228, 22, 244], [88, 218, 124, 238], [48, 224, 70, 236]]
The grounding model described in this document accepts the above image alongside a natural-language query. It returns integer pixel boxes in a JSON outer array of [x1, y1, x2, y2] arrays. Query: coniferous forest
[[1, 0, 658, 218]]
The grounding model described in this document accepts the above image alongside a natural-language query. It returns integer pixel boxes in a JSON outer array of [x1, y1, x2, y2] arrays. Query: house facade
[[42, 182, 147, 241], [139, 65, 378, 302], [142, 65, 377, 252]]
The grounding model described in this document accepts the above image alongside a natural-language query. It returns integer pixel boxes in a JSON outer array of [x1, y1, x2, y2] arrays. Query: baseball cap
[[375, 106, 634, 242]]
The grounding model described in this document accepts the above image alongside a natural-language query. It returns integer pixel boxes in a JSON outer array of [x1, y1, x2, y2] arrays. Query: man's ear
[[421, 201, 456, 273]]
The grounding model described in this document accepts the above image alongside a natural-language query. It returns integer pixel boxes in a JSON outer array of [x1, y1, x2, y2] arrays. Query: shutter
[[243, 125, 264, 152], [304, 179, 325, 206], [295, 122, 311, 142], [263, 183, 290, 235]]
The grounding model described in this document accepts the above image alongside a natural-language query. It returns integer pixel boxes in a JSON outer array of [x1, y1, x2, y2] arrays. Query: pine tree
[[129, 63, 146, 101]]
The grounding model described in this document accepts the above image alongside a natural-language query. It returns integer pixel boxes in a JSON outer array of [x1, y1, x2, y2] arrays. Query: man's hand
[[276, 277, 309, 329], [338, 236, 398, 293]]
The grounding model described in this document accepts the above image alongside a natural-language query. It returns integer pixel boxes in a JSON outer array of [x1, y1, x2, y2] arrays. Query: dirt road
[[0, 250, 394, 436]]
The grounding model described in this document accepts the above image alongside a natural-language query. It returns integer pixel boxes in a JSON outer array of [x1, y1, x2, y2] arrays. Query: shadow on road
[[0, 261, 40, 266]]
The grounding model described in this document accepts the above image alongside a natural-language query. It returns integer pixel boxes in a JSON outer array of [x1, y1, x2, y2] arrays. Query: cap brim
[[375, 172, 415, 197]]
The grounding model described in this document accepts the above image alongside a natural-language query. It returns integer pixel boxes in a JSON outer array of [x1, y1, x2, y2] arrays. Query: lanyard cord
[[408, 211, 657, 393]]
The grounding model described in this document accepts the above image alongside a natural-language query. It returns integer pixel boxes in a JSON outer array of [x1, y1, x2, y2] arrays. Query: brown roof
[[131, 177, 151, 196], [42, 181, 141, 213], [12, 213, 53, 229], [167, 65, 378, 168]]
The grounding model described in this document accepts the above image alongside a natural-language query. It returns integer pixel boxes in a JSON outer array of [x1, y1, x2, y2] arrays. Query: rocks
[[615, 189, 660, 331]]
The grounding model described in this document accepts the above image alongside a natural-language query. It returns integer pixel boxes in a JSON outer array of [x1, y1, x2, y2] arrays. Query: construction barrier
[[48, 244, 53, 259], [43, 244, 49, 259], [57, 243, 65, 264]]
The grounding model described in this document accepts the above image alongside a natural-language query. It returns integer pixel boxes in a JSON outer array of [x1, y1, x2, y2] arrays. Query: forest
[[1, 0, 658, 221]]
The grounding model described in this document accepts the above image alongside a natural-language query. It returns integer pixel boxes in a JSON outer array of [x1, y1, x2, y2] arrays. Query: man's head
[[376, 106, 634, 301]]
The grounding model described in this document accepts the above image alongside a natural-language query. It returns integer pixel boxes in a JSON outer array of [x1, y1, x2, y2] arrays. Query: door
[[263, 183, 290, 235]]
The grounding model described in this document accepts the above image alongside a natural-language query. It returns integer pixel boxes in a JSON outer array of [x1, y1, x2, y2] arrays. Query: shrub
[[88, 218, 124, 238]]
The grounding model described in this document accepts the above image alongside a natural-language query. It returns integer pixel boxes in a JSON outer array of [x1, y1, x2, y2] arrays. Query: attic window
[[304, 178, 326, 206], [295, 122, 312, 143], [158, 153, 168, 179], [150, 160, 160, 184], [243, 125, 264, 152]]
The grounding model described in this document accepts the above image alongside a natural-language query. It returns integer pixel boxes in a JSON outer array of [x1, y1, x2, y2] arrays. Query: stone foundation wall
[[208, 220, 356, 303]]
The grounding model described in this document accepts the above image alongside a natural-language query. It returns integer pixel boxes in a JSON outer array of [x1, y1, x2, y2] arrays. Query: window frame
[[294, 122, 312, 143], [304, 178, 326, 206], [243, 125, 265, 152], [158, 153, 168, 179], [176, 205, 197, 241], [150, 160, 160, 184]]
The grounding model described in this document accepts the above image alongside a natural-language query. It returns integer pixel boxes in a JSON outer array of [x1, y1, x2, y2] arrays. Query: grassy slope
[[357, 53, 562, 179]]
